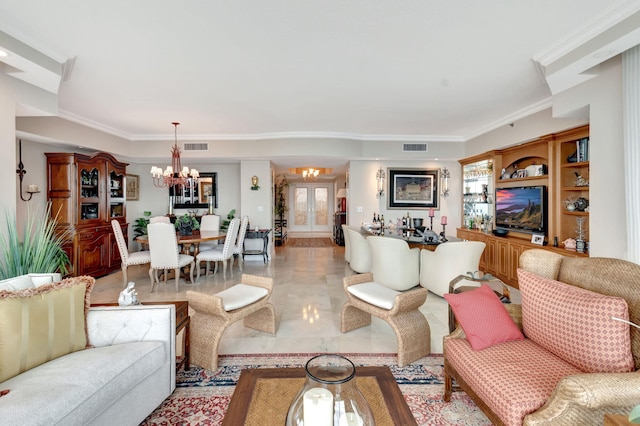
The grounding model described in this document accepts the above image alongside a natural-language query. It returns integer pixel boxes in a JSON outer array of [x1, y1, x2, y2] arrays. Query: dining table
[[136, 230, 226, 256]]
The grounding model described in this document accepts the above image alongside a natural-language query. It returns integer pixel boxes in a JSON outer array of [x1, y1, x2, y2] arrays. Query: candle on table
[[303, 387, 333, 426], [441, 216, 447, 225], [429, 208, 435, 217]]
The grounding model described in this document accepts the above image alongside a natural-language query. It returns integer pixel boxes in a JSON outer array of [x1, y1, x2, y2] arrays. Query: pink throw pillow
[[445, 284, 524, 350], [519, 269, 634, 373]]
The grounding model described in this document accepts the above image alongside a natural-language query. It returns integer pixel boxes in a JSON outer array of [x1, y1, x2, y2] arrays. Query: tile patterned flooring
[[92, 243, 450, 356]]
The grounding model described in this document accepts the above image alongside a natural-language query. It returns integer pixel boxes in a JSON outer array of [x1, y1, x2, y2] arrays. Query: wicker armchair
[[341, 236, 430, 367], [186, 274, 276, 371], [444, 249, 640, 425]]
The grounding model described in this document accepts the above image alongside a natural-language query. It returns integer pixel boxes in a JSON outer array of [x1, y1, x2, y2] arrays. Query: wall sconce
[[376, 167, 385, 198], [16, 140, 40, 202], [441, 167, 450, 198]]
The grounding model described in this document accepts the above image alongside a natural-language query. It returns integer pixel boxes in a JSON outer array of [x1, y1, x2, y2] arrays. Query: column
[[623, 45, 640, 264]]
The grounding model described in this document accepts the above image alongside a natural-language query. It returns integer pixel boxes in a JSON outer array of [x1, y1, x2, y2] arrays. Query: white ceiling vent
[[402, 143, 428, 152], [184, 142, 209, 151]]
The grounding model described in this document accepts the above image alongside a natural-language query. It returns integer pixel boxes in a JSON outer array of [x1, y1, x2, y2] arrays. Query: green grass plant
[[0, 203, 70, 279]]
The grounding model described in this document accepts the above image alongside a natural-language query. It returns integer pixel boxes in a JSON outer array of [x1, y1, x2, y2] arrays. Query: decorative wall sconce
[[376, 167, 385, 198], [16, 140, 40, 202], [251, 175, 260, 190], [441, 167, 450, 198]]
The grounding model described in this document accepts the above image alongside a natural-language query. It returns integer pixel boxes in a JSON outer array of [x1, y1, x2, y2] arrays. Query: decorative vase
[[286, 354, 375, 426], [177, 223, 193, 236]]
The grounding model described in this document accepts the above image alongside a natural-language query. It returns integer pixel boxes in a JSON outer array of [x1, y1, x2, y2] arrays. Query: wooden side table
[[90, 300, 190, 371]]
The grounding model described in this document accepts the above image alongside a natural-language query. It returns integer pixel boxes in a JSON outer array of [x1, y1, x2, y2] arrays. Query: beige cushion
[[347, 281, 400, 310], [0, 276, 95, 382], [217, 283, 268, 311]]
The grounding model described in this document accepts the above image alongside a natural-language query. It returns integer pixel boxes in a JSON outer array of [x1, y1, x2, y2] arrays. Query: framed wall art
[[388, 168, 439, 209], [126, 174, 139, 201]]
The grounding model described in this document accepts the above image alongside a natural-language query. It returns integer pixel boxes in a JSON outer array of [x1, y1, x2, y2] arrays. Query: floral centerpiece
[[174, 214, 200, 236]]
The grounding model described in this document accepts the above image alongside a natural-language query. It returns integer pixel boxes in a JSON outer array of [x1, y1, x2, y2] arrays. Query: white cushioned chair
[[196, 218, 240, 281], [346, 228, 371, 273], [198, 214, 221, 251], [341, 236, 430, 366], [111, 219, 151, 288], [147, 223, 195, 292], [342, 224, 351, 263], [149, 215, 171, 224], [232, 216, 249, 273], [186, 274, 277, 371], [419, 241, 486, 297]]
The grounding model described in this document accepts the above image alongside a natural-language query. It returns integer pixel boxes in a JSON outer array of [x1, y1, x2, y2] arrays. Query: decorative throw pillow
[[518, 269, 634, 373], [444, 284, 524, 350], [0, 276, 95, 382]]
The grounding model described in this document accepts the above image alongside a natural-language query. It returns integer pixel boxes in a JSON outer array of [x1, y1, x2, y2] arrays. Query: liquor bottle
[[380, 215, 385, 229], [372, 212, 376, 223]]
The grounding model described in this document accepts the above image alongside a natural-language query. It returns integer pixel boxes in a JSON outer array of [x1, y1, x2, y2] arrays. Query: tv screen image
[[495, 186, 546, 234]]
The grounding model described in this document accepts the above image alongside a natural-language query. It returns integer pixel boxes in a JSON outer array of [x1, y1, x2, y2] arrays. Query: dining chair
[[147, 222, 195, 292], [232, 216, 249, 273], [149, 215, 171, 224], [111, 220, 151, 288], [419, 241, 486, 297], [346, 228, 371, 273], [196, 218, 240, 281], [342, 224, 351, 263], [198, 214, 221, 251]]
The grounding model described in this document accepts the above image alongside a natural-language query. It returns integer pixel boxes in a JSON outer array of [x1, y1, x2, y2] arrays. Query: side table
[[243, 228, 271, 263], [90, 300, 190, 371], [447, 274, 510, 333]]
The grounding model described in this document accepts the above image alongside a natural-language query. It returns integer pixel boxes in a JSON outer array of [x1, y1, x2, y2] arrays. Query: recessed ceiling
[[0, 0, 629, 177]]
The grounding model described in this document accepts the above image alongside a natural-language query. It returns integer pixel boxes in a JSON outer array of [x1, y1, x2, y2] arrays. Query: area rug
[[287, 238, 334, 247], [142, 353, 491, 426]]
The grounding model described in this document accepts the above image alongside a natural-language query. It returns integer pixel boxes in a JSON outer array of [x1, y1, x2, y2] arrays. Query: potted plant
[[274, 174, 290, 220], [175, 213, 200, 236], [133, 211, 152, 237], [221, 209, 236, 231], [0, 202, 70, 279]]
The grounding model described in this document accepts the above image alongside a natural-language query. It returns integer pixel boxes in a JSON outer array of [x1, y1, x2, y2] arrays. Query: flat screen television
[[495, 186, 547, 234]]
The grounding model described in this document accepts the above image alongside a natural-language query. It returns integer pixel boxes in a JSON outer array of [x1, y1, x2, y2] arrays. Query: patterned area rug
[[287, 238, 334, 247], [142, 353, 491, 426]]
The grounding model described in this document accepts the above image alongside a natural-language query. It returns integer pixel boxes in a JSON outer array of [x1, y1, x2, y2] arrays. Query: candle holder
[[429, 216, 434, 231], [286, 354, 374, 426], [440, 224, 448, 242]]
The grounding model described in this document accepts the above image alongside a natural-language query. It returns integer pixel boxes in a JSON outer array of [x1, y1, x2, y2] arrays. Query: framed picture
[[531, 234, 545, 245], [516, 169, 527, 179], [126, 174, 139, 201], [199, 180, 212, 203], [388, 168, 439, 209]]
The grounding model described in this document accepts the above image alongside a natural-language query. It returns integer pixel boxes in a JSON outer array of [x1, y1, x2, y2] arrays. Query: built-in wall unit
[[457, 125, 590, 287]]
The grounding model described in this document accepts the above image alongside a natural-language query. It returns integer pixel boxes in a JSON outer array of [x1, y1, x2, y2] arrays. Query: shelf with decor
[[555, 125, 589, 253], [460, 154, 495, 233]]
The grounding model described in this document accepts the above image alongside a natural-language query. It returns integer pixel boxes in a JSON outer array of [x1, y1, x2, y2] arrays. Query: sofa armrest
[[524, 371, 640, 425]]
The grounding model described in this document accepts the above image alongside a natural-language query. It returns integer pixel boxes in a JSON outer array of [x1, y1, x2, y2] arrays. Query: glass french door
[[289, 184, 332, 233]]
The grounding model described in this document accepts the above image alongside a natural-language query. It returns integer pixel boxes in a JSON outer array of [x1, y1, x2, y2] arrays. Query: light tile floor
[[92, 243, 450, 356]]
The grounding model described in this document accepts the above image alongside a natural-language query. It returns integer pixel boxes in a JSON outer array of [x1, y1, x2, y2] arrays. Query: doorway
[[288, 184, 333, 235]]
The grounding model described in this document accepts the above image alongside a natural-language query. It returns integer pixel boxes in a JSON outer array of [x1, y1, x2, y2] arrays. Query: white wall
[[240, 160, 273, 257]]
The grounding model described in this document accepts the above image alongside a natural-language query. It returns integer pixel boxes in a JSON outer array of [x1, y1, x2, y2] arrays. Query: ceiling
[[0, 1, 632, 177]]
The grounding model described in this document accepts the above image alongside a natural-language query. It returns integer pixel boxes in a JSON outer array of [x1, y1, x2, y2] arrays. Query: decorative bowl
[[492, 229, 508, 237]]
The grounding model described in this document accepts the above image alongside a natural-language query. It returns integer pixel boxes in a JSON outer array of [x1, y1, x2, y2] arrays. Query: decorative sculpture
[[118, 281, 140, 306]]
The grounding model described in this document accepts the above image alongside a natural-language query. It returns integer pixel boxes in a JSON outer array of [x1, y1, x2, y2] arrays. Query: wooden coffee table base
[[222, 366, 416, 425]]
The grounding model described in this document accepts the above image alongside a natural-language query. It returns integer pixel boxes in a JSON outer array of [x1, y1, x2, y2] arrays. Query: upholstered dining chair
[[147, 222, 195, 292], [149, 215, 171, 224], [111, 220, 151, 288], [342, 224, 351, 263], [232, 216, 249, 273], [341, 236, 430, 366], [419, 241, 486, 297], [187, 274, 276, 371], [198, 214, 221, 251], [196, 218, 240, 281], [345, 228, 371, 273]]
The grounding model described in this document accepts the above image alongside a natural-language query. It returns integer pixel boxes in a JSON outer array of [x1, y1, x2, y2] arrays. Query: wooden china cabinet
[[46, 152, 128, 277]]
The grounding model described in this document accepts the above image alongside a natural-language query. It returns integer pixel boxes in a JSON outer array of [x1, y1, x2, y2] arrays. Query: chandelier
[[150, 122, 199, 188], [288, 167, 332, 182]]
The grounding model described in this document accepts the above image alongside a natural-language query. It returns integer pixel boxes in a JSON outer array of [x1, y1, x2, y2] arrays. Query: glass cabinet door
[[79, 166, 101, 222], [108, 170, 125, 219], [462, 159, 494, 231]]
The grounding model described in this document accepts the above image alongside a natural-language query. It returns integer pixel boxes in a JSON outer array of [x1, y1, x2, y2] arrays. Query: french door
[[289, 184, 333, 233]]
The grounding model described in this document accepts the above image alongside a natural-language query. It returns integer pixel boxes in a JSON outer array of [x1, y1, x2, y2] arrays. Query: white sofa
[[0, 274, 176, 426]]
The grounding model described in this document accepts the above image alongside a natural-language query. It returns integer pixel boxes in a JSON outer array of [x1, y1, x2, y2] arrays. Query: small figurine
[[574, 172, 588, 187], [118, 281, 140, 306]]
